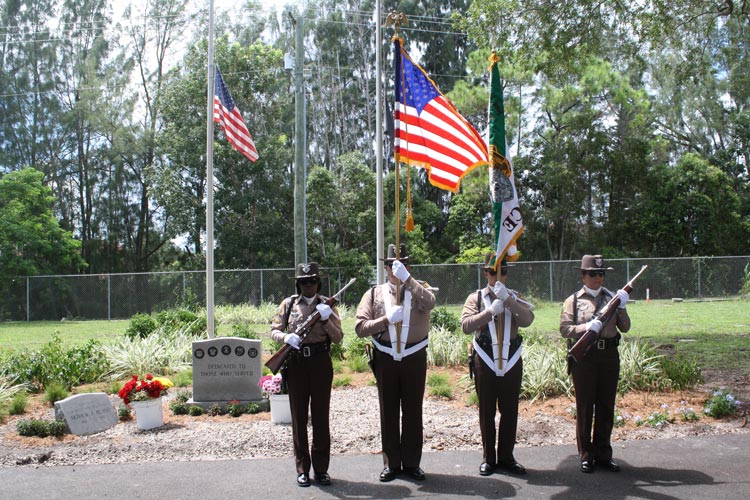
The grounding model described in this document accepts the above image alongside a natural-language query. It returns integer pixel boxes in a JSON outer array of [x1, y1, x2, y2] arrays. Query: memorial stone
[[54, 393, 118, 436], [191, 337, 263, 406]]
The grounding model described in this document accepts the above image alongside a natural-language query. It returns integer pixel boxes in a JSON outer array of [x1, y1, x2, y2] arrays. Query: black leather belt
[[294, 342, 330, 358], [595, 336, 620, 349], [476, 333, 523, 349]]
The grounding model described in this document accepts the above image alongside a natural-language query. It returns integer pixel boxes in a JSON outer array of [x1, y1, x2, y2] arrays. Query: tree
[[0, 168, 86, 278]]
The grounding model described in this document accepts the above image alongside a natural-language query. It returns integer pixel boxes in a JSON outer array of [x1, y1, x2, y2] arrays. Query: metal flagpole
[[205, 0, 216, 338], [375, 0, 384, 284]]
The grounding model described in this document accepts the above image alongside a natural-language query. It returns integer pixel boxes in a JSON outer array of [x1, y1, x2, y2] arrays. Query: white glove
[[493, 282, 510, 303], [489, 299, 504, 316], [616, 289, 629, 309], [386, 305, 404, 324], [316, 303, 332, 321], [283, 333, 301, 349], [585, 318, 603, 334], [391, 260, 410, 283]]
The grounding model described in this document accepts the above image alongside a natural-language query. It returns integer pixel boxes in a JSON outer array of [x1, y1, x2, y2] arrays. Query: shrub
[[207, 404, 221, 416], [343, 335, 370, 359], [230, 323, 258, 339], [427, 372, 449, 387], [427, 326, 466, 366], [247, 402, 262, 414], [332, 375, 352, 388], [428, 384, 453, 399], [0, 378, 23, 406], [43, 382, 69, 405], [331, 358, 343, 374], [430, 307, 461, 334], [9, 392, 28, 415], [618, 337, 671, 394], [117, 404, 132, 421], [660, 354, 703, 389], [189, 405, 206, 416], [521, 340, 571, 401], [124, 314, 159, 340], [103, 325, 195, 379], [346, 355, 370, 373], [16, 419, 66, 438], [0, 335, 109, 391], [227, 400, 244, 417], [173, 389, 192, 404], [169, 401, 188, 415], [703, 389, 741, 418]]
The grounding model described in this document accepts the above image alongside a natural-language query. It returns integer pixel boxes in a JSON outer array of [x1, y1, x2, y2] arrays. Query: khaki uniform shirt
[[460, 286, 535, 338], [270, 295, 343, 344], [354, 277, 436, 343], [560, 287, 631, 340]]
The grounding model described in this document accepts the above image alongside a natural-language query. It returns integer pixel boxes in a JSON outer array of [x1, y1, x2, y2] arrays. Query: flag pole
[[205, 0, 216, 338], [386, 11, 408, 354], [375, 0, 384, 284]]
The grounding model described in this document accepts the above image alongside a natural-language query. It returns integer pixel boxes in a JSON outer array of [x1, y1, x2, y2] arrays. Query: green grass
[[0, 320, 129, 351], [2, 299, 748, 375]]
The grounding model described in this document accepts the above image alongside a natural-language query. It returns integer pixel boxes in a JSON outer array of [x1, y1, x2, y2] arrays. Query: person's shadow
[[524, 455, 718, 500], [314, 473, 518, 499]]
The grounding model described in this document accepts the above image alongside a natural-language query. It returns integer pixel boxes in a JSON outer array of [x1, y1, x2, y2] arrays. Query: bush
[[117, 404, 132, 420], [173, 389, 192, 404], [0, 335, 109, 391], [189, 405, 205, 416], [430, 306, 461, 333], [247, 402, 262, 414], [16, 419, 66, 438], [230, 323, 258, 339], [124, 314, 159, 340], [703, 389, 741, 418], [227, 400, 244, 417], [427, 326, 467, 366], [618, 338, 671, 394], [660, 354, 703, 390], [169, 401, 188, 415], [103, 325, 195, 379], [9, 392, 28, 415], [332, 375, 352, 388], [346, 355, 370, 373], [43, 382, 69, 405]]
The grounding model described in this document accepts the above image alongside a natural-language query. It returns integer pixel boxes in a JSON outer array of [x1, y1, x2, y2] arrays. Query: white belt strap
[[475, 290, 521, 376], [378, 283, 421, 361]]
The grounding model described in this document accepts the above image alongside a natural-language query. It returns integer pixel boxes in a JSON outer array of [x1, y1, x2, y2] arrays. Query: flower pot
[[132, 397, 164, 430], [269, 394, 291, 424]]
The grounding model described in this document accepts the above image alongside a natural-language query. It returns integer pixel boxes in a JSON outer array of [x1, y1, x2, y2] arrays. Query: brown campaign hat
[[381, 243, 409, 263], [575, 254, 614, 271], [482, 251, 513, 271], [294, 262, 321, 279]]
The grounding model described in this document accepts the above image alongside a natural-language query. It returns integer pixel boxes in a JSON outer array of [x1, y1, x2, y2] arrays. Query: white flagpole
[[205, 0, 216, 338], [375, 0, 384, 283]]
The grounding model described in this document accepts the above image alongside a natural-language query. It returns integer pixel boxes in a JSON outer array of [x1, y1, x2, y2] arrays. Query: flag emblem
[[394, 40, 488, 192], [213, 67, 259, 162]]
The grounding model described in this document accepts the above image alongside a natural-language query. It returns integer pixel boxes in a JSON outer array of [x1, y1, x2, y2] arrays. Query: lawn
[[1, 298, 748, 372]]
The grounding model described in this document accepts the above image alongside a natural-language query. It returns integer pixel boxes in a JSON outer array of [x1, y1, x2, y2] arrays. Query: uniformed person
[[560, 254, 631, 473], [461, 252, 534, 476], [270, 262, 343, 487], [355, 244, 436, 482]]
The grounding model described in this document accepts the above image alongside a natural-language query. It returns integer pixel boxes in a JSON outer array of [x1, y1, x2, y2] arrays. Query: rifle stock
[[567, 265, 648, 364], [265, 278, 356, 374]]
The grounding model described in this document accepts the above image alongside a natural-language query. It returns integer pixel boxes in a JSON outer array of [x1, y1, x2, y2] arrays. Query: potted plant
[[258, 373, 290, 424], [118, 374, 172, 430]]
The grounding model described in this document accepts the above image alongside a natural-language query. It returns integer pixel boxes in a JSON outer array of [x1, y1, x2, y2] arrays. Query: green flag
[[488, 53, 523, 269]]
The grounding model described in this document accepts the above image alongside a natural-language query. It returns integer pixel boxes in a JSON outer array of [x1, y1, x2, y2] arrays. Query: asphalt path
[[2, 433, 748, 499]]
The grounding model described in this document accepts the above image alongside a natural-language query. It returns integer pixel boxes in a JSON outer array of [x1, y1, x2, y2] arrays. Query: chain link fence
[[3, 256, 748, 321]]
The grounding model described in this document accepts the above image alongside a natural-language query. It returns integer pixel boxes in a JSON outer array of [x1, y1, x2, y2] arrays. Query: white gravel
[[1, 386, 748, 467]]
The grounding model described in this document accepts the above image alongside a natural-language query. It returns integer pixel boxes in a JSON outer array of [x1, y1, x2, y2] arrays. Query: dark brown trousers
[[474, 348, 523, 465], [570, 345, 620, 462], [285, 351, 333, 475], [373, 347, 427, 470]]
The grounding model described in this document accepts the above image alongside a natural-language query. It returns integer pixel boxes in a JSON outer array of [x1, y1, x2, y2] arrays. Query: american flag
[[394, 39, 487, 192], [213, 67, 258, 162]]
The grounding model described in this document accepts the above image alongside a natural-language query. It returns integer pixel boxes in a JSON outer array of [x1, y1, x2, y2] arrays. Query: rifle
[[265, 277, 356, 374], [567, 265, 648, 365]]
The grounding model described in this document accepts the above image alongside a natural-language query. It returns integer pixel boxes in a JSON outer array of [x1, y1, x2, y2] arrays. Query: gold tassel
[[405, 210, 415, 232]]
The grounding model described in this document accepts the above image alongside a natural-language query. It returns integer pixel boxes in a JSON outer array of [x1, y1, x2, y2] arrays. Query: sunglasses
[[586, 270, 606, 277], [298, 277, 319, 285], [485, 268, 508, 276]]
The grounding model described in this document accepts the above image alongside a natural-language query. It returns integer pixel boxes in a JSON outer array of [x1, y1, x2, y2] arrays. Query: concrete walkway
[[2, 433, 748, 499]]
